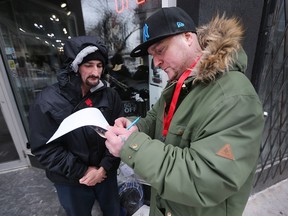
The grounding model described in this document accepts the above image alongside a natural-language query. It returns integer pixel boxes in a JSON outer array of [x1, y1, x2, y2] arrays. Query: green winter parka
[[120, 15, 264, 216]]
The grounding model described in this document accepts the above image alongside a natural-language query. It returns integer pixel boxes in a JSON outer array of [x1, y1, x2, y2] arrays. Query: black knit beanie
[[80, 51, 106, 65]]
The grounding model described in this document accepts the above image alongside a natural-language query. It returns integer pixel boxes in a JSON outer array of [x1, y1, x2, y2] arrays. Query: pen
[[126, 116, 141, 130]]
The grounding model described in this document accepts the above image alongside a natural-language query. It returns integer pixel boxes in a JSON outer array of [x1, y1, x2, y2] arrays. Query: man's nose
[[92, 65, 102, 73], [153, 57, 162, 68]]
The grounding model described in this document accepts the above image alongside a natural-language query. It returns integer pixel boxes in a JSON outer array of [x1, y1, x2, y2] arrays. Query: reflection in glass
[[0, 106, 19, 163], [82, 0, 161, 117], [0, 0, 78, 133]]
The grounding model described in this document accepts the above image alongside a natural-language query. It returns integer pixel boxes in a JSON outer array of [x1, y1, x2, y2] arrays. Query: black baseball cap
[[130, 7, 197, 57]]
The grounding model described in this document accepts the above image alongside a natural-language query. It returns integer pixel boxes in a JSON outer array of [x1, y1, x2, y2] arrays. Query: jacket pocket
[[166, 124, 190, 148]]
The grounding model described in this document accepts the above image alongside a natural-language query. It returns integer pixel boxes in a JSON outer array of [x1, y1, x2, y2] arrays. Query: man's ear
[[183, 32, 194, 45]]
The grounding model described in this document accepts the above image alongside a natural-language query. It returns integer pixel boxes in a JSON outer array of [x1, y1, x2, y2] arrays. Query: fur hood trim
[[194, 14, 245, 83]]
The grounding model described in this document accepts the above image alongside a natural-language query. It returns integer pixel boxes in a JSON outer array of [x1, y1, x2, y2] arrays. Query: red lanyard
[[162, 56, 201, 137]]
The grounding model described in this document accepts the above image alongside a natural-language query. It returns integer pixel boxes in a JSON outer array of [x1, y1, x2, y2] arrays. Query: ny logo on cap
[[177, 22, 185, 28], [143, 24, 150, 42]]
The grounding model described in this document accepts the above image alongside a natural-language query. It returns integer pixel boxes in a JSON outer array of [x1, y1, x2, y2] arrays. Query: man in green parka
[[105, 7, 264, 216]]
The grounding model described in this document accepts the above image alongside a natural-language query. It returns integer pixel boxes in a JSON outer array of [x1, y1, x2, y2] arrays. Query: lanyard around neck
[[162, 56, 201, 137]]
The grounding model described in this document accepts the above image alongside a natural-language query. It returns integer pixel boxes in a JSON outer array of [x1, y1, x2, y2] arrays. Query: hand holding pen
[[105, 116, 141, 157], [113, 116, 141, 130], [126, 116, 141, 130]]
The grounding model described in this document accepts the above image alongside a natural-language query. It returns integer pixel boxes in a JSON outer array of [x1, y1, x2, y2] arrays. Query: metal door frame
[[0, 51, 30, 173]]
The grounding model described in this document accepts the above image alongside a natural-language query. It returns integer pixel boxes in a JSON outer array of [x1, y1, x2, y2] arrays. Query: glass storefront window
[[0, 0, 162, 141], [0, 0, 78, 133], [81, 0, 161, 116]]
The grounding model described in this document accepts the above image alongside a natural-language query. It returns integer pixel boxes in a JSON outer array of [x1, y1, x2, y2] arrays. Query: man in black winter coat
[[29, 36, 123, 216]]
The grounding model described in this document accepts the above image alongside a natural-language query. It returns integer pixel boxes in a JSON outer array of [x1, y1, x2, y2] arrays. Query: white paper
[[46, 107, 109, 144], [132, 205, 150, 216]]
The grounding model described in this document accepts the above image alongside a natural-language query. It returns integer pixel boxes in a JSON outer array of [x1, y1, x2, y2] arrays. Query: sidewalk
[[0, 167, 102, 216], [0, 167, 287, 216], [243, 178, 288, 216]]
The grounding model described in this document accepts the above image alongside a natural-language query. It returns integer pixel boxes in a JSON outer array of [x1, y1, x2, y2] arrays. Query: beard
[[85, 74, 100, 87]]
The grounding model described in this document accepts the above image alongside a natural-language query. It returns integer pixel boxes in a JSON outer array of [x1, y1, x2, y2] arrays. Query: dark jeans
[[54, 173, 120, 216]]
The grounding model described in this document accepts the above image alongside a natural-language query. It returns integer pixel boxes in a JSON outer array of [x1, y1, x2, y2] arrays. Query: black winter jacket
[[29, 68, 123, 185]]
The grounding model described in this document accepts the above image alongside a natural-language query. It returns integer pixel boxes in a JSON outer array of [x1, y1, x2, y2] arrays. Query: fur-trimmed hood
[[194, 14, 247, 83]]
